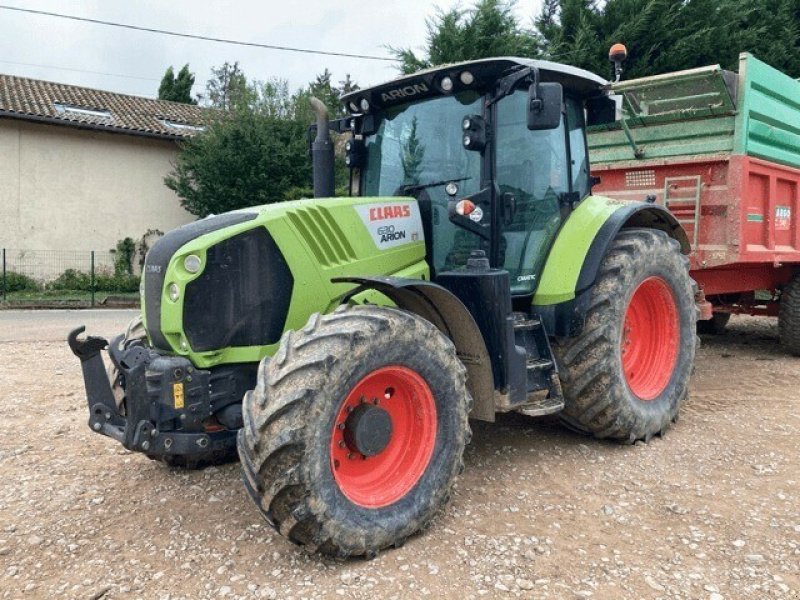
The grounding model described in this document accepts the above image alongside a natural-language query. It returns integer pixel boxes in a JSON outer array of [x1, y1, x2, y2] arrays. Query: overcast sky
[[0, 0, 544, 100]]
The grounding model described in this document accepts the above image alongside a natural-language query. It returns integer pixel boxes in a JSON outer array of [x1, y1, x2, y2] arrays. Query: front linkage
[[68, 326, 241, 464]]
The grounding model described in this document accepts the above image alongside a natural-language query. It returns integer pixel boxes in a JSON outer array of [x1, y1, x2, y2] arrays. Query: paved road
[[0, 309, 138, 343]]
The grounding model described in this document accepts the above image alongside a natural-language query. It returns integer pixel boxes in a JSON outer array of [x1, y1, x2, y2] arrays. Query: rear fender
[[334, 276, 496, 422], [533, 196, 689, 337]]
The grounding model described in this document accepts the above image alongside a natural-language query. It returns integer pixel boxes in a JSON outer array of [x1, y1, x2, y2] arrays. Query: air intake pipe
[[309, 97, 334, 198]]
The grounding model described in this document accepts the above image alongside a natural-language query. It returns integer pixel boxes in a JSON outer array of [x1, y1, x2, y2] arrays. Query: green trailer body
[[733, 53, 800, 169], [588, 52, 800, 169], [588, 52, 800, 312]]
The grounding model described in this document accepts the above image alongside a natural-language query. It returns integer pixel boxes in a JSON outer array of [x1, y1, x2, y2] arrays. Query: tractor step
[[513, 317, 542, 331], [527, 358, 554, 370], [516, 392, 565, 417]]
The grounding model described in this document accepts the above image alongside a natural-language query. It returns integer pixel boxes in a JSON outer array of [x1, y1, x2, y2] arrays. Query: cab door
[[494, 91, 589, 295]]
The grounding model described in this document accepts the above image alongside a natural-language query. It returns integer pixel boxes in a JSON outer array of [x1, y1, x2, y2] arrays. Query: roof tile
[[0, 74, 214, 139]]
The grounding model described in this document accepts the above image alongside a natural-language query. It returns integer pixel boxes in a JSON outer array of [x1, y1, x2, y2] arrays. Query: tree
[[205, 61, 255, 111], [339, 73, 359, 96], [166, 65, 361, 215], [392, 0, 541, 74], [400, 117, 425, 185], [158, 64, 197, 104], [164, 108, 311, 217], [535, 0, 800, 79]]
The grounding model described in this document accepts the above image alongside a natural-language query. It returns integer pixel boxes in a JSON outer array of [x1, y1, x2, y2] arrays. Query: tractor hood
[[341, 57, 608, 115], [141, 197, 428, 369]]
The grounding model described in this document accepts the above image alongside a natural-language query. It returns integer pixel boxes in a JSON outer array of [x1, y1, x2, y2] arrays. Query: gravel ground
[[0, 310, 798, 600]]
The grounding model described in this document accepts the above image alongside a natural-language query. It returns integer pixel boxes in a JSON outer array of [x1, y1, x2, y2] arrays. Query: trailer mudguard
[[533, 195, 689, 337], [334, 276, 496, 422]]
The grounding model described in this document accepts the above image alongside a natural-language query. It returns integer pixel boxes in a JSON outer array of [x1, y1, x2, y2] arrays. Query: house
[[0, 74, 211, 259]]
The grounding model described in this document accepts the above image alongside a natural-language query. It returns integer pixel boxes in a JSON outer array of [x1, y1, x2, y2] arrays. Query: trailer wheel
[[553, 229, 697, 442], [779, 273, 800, 356], [238, 305, 470, 558], [697, 312, 731, 335]]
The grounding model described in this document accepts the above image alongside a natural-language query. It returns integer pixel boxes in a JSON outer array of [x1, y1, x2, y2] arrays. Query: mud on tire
[[552, 229, 697, 442], [238, 305, 470, 558], [779, 273, 800, 356]]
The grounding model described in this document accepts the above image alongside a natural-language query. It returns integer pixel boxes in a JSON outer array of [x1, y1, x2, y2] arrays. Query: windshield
[[363, 91, 482, 195], [362, 92, 484, 273]]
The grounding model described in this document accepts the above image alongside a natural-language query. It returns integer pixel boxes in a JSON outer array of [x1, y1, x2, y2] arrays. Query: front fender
[[533, 196, 689, 336], [334, 276, 496, 422]]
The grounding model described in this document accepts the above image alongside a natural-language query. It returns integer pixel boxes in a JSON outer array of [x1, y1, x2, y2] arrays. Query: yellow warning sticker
[[173, 382, 185, 409]]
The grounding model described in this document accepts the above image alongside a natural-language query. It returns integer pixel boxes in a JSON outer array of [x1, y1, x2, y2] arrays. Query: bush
[[2, 271, 41, 292], [165, 110, 312, 217], [48, 269, 90, 291], [47, 269, 139, 293], [113, 237, 136, 276]]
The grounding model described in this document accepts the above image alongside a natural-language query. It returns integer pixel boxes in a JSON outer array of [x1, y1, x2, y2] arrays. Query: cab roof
[[341, 57, 608, 114]]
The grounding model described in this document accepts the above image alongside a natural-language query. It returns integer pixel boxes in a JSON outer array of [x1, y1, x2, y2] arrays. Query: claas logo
[[369, 205, 412, 221]]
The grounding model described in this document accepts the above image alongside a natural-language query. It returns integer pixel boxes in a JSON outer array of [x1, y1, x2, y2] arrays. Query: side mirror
[[527, 82, 563, 131]]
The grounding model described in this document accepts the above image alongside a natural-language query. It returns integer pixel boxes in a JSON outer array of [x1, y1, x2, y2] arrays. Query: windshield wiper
[[400, 176, 471, 194]]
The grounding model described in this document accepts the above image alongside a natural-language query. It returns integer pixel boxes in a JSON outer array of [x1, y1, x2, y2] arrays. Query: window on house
[[54, 102, 112, 119], [159, 119, 205, 132]]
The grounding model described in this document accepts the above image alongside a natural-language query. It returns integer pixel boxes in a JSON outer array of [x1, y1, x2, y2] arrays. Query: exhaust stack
[[309, 97, 334, 198]]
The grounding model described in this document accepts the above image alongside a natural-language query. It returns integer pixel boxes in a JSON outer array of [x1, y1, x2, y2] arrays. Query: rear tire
[[238, 305, 470, 557], [779, 273, 800, 356], [553, 229, 697, 442], [697, 312, 731, 335]]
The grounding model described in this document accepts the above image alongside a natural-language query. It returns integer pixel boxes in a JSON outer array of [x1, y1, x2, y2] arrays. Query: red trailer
[[588, 53, 800, 349]]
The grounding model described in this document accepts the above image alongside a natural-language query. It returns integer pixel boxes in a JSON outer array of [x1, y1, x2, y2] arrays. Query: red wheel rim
[[330, 366, 437, 508], [621, 276, 680, 401]]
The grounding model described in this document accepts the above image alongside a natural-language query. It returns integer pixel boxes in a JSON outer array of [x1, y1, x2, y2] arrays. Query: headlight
[[184, 254, 202, 274], [360, 98, 370, 112], [168, 283, 180, 302], [460, 71, 474, 85], [440, 76, 454, 92]]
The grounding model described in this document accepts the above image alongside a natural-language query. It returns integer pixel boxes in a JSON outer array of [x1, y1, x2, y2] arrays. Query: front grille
[[144, 212, 258, 351], [183, 227, 293, 352]]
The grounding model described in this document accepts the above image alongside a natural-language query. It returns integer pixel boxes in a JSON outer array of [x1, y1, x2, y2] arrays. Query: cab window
[[495, 90, 569, 294]]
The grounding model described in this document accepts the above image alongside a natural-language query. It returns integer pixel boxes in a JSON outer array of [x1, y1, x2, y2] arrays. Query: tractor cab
[[337, 58, 608, 297]]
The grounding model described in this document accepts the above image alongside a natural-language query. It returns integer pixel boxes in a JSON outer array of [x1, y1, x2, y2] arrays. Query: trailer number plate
[[776, 205, 791, 230], [173, 382, 185, 409]]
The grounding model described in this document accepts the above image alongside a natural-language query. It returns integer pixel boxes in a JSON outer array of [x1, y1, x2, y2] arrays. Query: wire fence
[[1, 248, 141, 308]]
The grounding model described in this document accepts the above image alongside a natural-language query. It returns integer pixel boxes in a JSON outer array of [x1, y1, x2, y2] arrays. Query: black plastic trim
[[144, 212, 258, 351]]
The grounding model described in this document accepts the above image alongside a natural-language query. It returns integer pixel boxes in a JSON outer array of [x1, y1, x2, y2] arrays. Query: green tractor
[[69, 55, 697, 558]]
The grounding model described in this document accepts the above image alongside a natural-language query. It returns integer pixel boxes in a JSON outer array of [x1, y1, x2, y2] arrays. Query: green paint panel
[[589, 116, 735, 163], [589, 54, 800, 170], [734, 53, 800, 169], [533, 195, 627, 306]]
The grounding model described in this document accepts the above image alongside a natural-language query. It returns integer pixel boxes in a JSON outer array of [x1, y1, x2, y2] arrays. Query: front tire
[[238, 305, 470, 557], [553, 229, 697, 442]]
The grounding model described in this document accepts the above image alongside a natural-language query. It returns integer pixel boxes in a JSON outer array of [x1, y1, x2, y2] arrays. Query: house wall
[[0, 119, 194, 256]]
